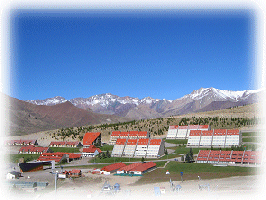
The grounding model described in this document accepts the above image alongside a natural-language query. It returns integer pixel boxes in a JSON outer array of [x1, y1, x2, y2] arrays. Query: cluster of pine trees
[[49, 115, 259, 142]]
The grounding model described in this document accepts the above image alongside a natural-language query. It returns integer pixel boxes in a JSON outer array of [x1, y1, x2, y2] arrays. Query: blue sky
[[9, 9, 256, 100]]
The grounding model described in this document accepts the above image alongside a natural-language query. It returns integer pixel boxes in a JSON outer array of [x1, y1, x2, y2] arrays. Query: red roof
[[116, 138, 127, 145], [6, 139, 37, 145], [111, 131, 121, 137], [227, 129, 240, 135], [119, 163, 142, 172], [198, 125, 209, 129], [83, 132, 101, 146], [19, 145, 49, 153], [201, 130, 213, 136], [197, 150, 261, 164], [101, 163, 127, 172], [188, 125, 199, 129], [129, 131, 138, 137], [169, 125, 178, 129], [178, 126, 188, 129], [138, 131, 148, 137], [198, 150, 211, 155], [137, 138, 149, 145], [68, 153, 82, 159], [37, 152, 65, 162], [213, 129, 227, 135], [126, 139, 138, 145], [130, 162, 156, 172], [83, 145, 102, 153], [189, 130, 201, 136], [120, 132, 129, 137], [69, 169, 81, 174], [149, 139, 161, 145]]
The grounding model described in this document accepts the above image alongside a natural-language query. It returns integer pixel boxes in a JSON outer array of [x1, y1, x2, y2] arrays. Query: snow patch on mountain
[[182, 87, 258, 102]]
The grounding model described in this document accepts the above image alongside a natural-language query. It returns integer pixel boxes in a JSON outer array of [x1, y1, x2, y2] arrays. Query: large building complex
[[111, 138, 165, 158], [166, 125, 210, 139], [187, 129, 241, 147], [197, 150, 262, 165]]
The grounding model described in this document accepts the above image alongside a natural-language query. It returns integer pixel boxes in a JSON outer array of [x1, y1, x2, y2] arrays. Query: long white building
[[111, 138, 165, 158], [187, 129, 241, 147], [111, 139, 127, 157], [134, 139, 149, 158], [146, 139, 165, 158], [166, 125, 210, 139], [123, 139, 137, 157]]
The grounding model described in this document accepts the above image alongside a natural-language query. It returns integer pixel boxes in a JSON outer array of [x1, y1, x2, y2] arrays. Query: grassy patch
[[242, 137, 258, 143], [154, 161, 167, 167], [50, 147, 81, 153], [241, 132, 260, 137], [99, 145, 114, 151], [9, 154, 40, 163], [165, 139, 188, 145], [134, 162, 259, 185]]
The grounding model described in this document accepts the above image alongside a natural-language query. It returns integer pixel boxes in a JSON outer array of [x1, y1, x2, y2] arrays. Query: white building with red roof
[[117, 162, 156, 175], [129, 162, 157, 175], [5, 139, 38, 146], [167, 125, 211, 139], [49, 141, 81, 147], [146, 139, 165, 158], [187, 129, 241, 147], [100, 162, 127, 174], [166, 125, 178, 139], [199, 130, 213, 146], [123, 139, 137, 157], [18, 145, 52, 154], [82, 145, 102, 157], [197, 150, 262, 165], [212, 129, 227, 147], [134, 139, 149, 158], [187, 130, 201, 146], [225, 129, 240, 146], [111, 139, 127, 157], [109, 131, 121, 145], [37, 152, 82, 163], [137, 131, 149, 138]]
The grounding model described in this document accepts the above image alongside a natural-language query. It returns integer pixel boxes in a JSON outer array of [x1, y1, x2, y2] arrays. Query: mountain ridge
[[25, 87, 262, 120]]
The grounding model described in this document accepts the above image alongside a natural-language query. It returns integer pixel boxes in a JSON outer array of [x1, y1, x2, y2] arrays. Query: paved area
[[4, 164, 263, 200]]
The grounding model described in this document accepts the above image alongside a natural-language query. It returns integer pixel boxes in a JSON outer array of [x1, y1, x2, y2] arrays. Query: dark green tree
[[106, 150, 111, 158]]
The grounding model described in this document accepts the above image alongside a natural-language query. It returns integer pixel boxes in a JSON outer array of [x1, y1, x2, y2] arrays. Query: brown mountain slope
[[3, 94, 128, 136]]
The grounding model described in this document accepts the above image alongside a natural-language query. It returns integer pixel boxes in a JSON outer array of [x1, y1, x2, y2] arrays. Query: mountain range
[[26, 87, 262, 120], [4, 87, 262, 136], [2, 93, 129, 136]]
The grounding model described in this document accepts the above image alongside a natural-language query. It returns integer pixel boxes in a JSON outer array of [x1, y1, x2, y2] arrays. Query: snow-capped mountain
[[183, 87, 258, 102], [26, 96, 67, 106], [25, 88, 262, 119]]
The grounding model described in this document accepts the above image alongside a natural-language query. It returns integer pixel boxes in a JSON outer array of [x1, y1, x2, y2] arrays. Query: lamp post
[[51, 171, 58, 193], [198, 175, 201, 181]]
